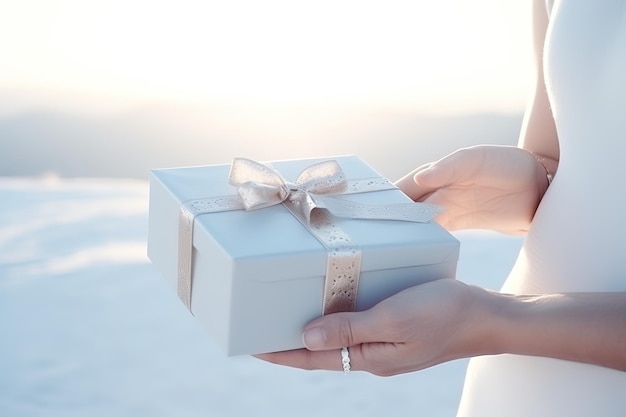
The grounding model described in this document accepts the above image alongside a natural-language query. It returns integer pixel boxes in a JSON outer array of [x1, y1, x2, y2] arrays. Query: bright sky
[[0, 0, 533, 115]]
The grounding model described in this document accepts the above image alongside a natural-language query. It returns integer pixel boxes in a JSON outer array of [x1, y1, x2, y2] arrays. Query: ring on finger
[[341, 347, 351, 374]]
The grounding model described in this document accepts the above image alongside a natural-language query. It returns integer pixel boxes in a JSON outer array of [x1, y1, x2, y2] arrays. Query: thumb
[[302, 310, 377, 351], [395, 163, 437, 201], [413, 161, 453, 188]]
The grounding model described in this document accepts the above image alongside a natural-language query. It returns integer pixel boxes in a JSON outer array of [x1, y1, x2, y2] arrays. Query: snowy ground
[[0, 177, 524, 417]]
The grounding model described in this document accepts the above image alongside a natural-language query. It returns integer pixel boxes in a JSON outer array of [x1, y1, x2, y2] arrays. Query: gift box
[[147, 155, 459, 356]]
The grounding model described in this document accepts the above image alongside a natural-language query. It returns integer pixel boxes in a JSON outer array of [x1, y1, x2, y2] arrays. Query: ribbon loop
[[293, 160, 347, 195], [237, 182, 289, 210], [229, 158, 290, 210], [229, 158, 286, 189]]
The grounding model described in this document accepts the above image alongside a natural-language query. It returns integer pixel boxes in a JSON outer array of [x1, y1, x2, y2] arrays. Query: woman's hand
[[256, 279, 493, 376], [256, 279, 626, 374], [395, 145, 551, 234]]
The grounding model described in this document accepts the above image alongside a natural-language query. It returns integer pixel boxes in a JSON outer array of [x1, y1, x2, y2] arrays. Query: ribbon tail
[[311, 195, 442, 223]]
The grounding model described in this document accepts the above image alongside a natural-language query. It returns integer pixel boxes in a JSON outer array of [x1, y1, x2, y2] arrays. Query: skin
[[256, 0, 626, 375]]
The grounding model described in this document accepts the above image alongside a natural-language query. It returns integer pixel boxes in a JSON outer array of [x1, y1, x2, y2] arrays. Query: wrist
[[472, 291, 564, 360], [461, 288, 532, 358], [532, 153, 553, 186], [449, 285, 515, 359], [528, 151, 558, 196]]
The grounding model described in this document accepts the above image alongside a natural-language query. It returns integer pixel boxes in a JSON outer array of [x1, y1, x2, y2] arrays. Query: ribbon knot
[[229, 157, 348, 223]]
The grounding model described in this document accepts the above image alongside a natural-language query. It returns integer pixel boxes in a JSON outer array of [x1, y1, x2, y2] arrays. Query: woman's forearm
[[476, 290, 626, 371]]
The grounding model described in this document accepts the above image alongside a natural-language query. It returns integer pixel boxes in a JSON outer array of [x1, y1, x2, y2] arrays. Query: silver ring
[[341, 347, 351, 374]]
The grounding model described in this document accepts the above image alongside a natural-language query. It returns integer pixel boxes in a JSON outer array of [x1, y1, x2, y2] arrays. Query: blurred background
[[1, 2, 531, 416], [0, 0, 531, 180]]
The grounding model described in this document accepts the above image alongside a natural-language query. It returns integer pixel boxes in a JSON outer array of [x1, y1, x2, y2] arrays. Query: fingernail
[[414, 167, 431, 181], [302, 327, 326, 350]]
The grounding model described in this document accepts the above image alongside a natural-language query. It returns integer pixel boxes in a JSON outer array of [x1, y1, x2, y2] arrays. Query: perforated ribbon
[[177, 158, 441, 315]]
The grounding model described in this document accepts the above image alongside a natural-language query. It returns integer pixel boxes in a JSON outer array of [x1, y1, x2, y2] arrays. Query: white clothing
[[457, 1, 626, 416]]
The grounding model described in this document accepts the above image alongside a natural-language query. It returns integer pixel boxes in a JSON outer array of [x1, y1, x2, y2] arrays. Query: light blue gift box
[[147, 155, 459, 356]]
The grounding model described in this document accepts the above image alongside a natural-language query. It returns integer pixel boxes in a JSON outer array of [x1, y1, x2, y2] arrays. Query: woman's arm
[[487, 289, 626, 371], [518, 0, 559, 193]]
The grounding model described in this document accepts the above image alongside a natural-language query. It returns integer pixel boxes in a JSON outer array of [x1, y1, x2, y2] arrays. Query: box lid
[[150, 155, 458, 283]]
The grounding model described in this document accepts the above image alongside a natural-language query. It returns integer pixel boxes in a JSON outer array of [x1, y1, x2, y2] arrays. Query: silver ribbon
[[177, 158, 441, 314]]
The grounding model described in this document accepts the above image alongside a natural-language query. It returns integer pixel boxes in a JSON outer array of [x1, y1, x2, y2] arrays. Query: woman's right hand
[[395, 145, 551, 234]]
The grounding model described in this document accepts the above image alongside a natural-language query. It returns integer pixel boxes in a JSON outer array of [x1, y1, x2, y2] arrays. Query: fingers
[[395, 148, 481, 201], [394, 163, 437, 201], [255, 342, 399, 374], [255, 347, 356, 372]]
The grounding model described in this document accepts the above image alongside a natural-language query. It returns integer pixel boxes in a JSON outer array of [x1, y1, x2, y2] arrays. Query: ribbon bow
[[229, 157, 348, 223], [228, 157, 441, 224]]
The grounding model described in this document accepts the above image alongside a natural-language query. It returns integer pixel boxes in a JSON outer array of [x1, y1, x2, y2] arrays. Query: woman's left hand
[[395, 145, 551, 234]]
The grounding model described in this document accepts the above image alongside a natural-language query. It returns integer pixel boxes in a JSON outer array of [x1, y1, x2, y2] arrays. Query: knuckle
[[335, 316, 356, 347], [360, 346, 397, 377], [371, 303, 404, 336]]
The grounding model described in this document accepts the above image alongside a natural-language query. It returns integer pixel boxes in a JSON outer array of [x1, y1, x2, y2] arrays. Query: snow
[[0, 177, 523, 417]]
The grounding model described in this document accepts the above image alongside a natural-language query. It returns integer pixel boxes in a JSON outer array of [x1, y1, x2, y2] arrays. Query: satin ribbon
[[229, 158, 440, 224], [177, 158, 441, 315]]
